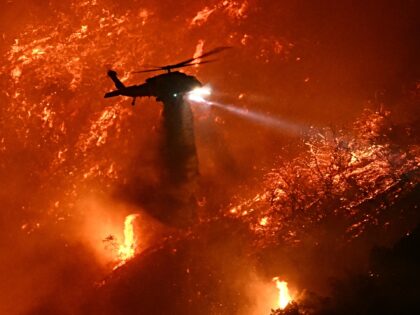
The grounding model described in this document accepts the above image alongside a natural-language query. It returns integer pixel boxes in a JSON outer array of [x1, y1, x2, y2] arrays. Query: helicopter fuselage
[[104, 71, 202, 103]]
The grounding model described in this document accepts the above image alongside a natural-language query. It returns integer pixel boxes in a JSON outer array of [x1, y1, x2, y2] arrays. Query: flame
[[272, 277, 292, 310], [117, 214, 140, 264], [191, 7, 216, 26], [193, 40, 205, 67]]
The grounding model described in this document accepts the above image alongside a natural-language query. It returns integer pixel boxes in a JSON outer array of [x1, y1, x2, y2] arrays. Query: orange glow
[[116, 214, 140, 266], [259, 216, 268, 226], [272, 277, 292, 310], [191, 7, 216, 26], [193, 40, 205, 67], [1, 1, 418, 314]]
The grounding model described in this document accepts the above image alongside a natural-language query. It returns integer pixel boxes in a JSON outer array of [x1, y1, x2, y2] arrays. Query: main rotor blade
[[168, 59, 217, 70], [168, 46, 232, 69], [197, 46, 232, 59], [131, 46, 231, 74], [132, 59, 218, 74]]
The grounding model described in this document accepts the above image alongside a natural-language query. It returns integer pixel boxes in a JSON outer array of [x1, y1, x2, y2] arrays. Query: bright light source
[[272, 277, 293, 310], [187, 86, 211, 103]]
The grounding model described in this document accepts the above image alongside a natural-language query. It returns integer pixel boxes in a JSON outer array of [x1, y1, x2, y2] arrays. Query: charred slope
[[315, 222, 420, 315], [83, 219, 256, 315]]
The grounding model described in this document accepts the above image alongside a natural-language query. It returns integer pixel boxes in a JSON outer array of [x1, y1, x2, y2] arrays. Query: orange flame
[[117, 214, 139, 264], [193, 39, 205, 67], [272, 277, 292, 310]]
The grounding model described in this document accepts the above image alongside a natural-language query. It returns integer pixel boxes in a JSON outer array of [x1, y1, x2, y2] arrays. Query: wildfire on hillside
[[227, 109, 419, 247], [0, 1, 419, 315]]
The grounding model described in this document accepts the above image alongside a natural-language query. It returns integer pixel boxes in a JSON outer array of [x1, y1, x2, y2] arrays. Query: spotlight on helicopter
[[187, 86, 212, 103]]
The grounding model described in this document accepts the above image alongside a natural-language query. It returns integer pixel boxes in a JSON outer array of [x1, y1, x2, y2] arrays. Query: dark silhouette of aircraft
[[104, 47, 230, 225], [104, 47, 230, 105]]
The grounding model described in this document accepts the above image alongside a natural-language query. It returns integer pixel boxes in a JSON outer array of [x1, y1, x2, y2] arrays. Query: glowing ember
[[272, 277, 292, 310], [259, 216, 268, 226], [117, 214, 140, 264]]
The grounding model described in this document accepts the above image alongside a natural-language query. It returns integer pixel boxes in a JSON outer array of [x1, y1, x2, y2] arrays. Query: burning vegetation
[[228, 108, 419, 246], [80, 107, 419, 315], [272, 277, 293, 310], [0, 1, 419, 315]]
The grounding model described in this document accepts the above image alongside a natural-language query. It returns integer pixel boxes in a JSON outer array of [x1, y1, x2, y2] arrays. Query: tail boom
[[108, 70, 126, 89], [104, 90, 122, 98]]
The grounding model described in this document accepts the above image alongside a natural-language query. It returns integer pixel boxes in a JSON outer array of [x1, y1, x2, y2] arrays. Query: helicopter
[[104, 47, 230, 105]]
